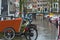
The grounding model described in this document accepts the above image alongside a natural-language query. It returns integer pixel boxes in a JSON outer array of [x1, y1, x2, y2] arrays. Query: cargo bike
[[0, 16, 38, 40]]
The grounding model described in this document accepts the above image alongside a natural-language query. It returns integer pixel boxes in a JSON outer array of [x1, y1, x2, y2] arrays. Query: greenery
[[19, 0, 27, 17], [19, 0, 27, 12]]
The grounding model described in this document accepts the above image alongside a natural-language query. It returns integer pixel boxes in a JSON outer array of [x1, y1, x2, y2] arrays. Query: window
[[1, 0, 8, 16], [38, 8, 40, 11], [45, 8, 47, 11], [38, 1, 39, 2], [40, 5, 42, 6], [38, 5, 39, 7], [52, 3, 59, 12]]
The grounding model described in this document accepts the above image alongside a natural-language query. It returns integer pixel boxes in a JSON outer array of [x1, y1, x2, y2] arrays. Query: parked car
[[50, 15, 60, 23], [44, 13, 55, 21]]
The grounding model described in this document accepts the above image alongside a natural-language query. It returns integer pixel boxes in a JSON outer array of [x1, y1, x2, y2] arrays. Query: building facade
[[32, 0, 37, 13], [26, 0, 33, 13], [26, 0, 37, 13], [37, 0, 49, 13], [26, 0, 50, 13]]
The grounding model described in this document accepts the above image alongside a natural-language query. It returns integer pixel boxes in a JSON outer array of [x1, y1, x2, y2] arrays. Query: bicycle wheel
[[25, 27, 38, 40], [3, 28, 15, 40]]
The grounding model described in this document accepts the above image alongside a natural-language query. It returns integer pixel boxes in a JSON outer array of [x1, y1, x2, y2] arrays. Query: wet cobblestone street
[[33, 16, 58, 40]]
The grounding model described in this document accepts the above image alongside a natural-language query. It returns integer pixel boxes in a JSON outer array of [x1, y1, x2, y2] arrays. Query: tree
[[19, 0, 27, 17], [19, 0, 27, 13]]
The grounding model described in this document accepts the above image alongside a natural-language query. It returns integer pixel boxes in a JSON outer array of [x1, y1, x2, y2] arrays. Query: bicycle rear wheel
[[25, 27, 38, 40]]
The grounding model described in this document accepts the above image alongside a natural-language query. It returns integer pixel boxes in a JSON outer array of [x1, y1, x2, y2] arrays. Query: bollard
[[56, 19, 58, 28]]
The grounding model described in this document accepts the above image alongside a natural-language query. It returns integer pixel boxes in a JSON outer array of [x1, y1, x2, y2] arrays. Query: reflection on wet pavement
[[32, 16, 58, 40]]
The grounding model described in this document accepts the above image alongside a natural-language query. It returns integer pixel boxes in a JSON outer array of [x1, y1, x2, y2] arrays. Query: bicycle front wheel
[[25, 27, 38, 40]]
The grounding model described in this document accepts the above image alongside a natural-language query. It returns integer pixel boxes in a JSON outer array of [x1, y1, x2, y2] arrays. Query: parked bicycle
[[0, 15, 38, 40]]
